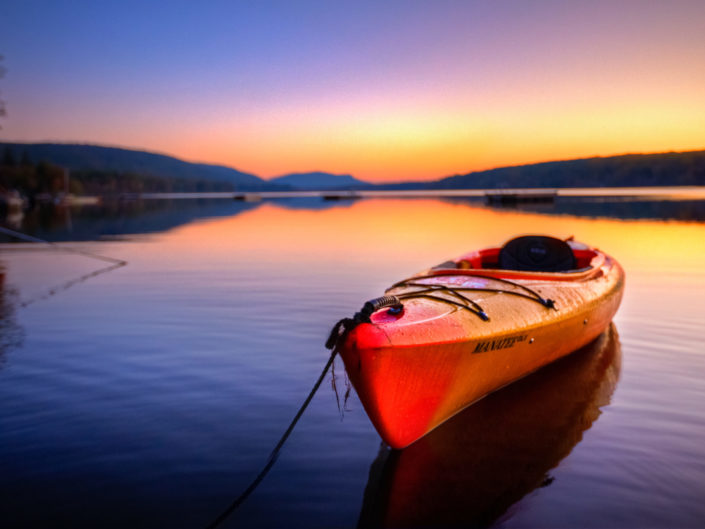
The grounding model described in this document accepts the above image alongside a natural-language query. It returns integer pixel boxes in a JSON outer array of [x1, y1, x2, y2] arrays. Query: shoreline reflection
[[357, 324, 621, 529], [2, 194, 705, 244], [0, 266, 24, 365]]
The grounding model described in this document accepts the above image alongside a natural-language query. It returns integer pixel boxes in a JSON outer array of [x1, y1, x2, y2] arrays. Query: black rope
[[325, 317, 357, 350], [396, 281, 556, 310], [400, 283, 487, 314], [206, 295, 404, 527], [203, 348, 338, 529], [396, 291, 489, 321], [325, 295, 403, 350]]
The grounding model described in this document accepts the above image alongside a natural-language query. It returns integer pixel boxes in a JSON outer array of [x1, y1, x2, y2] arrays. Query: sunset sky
[[2, 1, 705, 182]]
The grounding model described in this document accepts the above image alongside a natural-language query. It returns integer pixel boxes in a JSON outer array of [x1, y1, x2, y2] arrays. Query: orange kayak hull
[[339, 242, 624, 449]]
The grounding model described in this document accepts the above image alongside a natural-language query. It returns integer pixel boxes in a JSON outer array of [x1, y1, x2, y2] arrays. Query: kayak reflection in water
[[357, 324, 621, 529]]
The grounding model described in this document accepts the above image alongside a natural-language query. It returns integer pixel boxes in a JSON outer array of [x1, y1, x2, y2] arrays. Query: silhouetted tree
[[3, 146, 15, 167]]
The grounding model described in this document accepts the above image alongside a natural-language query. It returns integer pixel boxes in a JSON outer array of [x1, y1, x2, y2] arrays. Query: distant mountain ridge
[[0, 142, 274, 190], [431, 151, 705, 189], [2, 142, 704, 192], [269, 171, 370, 189]]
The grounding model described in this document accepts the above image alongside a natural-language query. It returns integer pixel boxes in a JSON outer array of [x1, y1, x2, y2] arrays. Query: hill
[[269, 171, 369, 189], [0, 142, 276, 190], [430, 151, 705, 189], [3, 142, 704, 194]]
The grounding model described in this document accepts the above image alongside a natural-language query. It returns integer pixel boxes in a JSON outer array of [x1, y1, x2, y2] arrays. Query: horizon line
[[2, 138, 704, 185]]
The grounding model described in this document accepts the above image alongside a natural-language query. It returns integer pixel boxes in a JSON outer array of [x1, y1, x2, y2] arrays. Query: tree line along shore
[[2, 143, 704, 210]]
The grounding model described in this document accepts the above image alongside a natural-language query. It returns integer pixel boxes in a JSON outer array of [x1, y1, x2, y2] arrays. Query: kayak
[[328, 235, 624, 449]]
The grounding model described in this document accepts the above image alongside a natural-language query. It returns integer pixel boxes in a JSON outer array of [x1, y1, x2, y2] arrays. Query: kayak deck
[[337, 238, 624, 448]]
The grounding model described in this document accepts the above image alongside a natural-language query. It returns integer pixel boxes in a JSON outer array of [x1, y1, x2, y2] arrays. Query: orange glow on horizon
[[163, 200, 705, 277], [131, 97, 705, 183]]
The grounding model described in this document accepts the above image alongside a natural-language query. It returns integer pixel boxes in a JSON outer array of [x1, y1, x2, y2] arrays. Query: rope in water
[[0, 225, 126, 265], [205, 295, 402, 527], [0, 225, 127, 308], [203, 348, 338, 529]]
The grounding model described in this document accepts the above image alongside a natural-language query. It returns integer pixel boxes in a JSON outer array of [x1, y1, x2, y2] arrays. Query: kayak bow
[[331, 235, 624, 449]]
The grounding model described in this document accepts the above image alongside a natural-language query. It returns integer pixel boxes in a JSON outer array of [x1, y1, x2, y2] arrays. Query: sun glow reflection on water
[[0, 198, 704, 528]]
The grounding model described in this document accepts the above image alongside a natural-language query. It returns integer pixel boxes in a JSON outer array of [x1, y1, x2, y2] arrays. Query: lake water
[[1, 196, 704, 528]]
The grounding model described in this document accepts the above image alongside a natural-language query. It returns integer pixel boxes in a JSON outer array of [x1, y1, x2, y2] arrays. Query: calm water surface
[[1, 198, 704, 528]]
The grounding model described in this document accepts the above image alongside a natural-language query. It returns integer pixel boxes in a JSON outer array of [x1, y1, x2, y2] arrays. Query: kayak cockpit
[[431, 236, 605, 282]]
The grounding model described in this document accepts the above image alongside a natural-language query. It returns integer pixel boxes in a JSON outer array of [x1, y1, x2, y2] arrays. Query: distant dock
[[133, 186, 705, 202], [322, 191, 361, 200], [484, 189, 557, 205]]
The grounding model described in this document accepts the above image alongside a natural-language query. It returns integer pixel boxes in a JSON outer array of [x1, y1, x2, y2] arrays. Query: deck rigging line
[[326, 273, 556, 352], [390, 272, 556, 311]]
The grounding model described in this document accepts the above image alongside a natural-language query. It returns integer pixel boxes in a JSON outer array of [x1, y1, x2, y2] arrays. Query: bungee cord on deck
[[326, 271, 557, 352], [390, 272, 556, 310]]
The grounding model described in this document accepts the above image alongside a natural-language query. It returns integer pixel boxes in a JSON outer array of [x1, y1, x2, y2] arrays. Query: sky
[[1, 0, 705, 183]]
